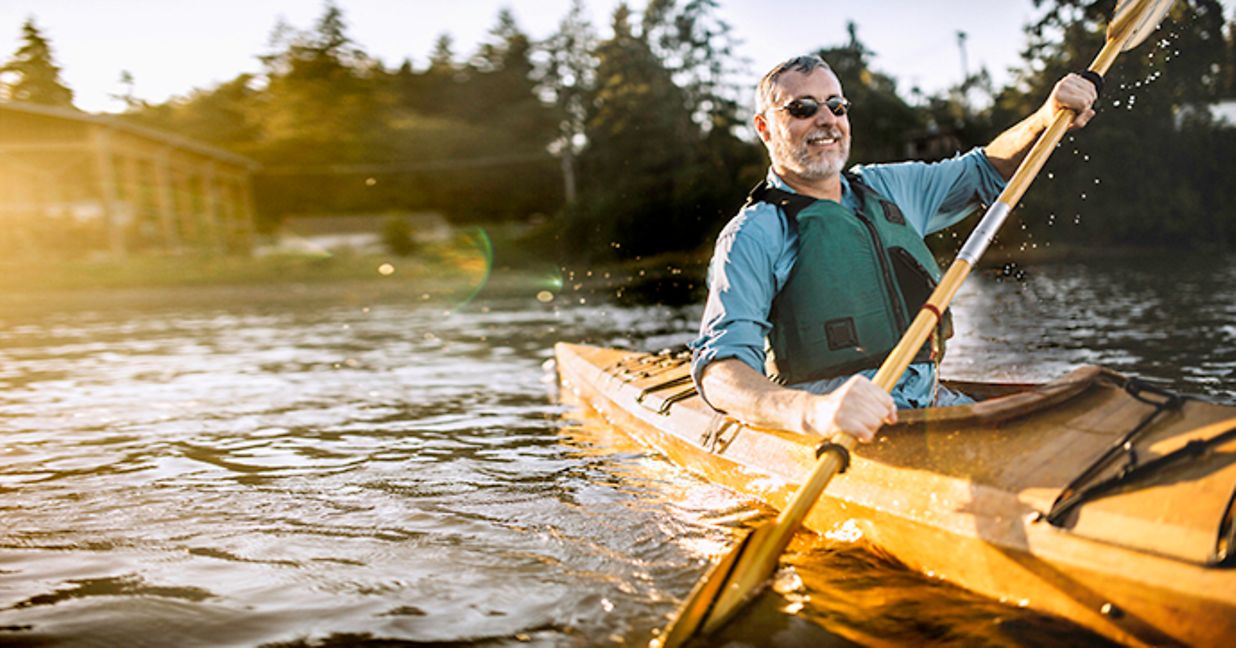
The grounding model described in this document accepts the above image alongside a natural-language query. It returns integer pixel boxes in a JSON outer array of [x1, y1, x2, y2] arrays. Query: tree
[[128, 74, 262, 152], [536, 0, 598, 206], [1225, 16, 1236, 97], [992, 0, 1233, 249], [1, 18, 74, 107], [641, 0, 744, 133], [256, 1, 382, 161], [567, 4, 703, 258], [111, 69, 142, 111], [429, 33, 456, 71]]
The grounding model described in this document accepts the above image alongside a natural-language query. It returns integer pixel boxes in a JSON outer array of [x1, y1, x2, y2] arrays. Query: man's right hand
[[699, 358, 897, 444], [802, 375, 897, 442]]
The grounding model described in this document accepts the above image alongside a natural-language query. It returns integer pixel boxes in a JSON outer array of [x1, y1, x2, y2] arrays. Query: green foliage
[[108, 0, 1236, 262], [560, 2, 759, 261], [125, 74, 262, 153], [995, 0, 1235, 250], [255, 2, 384, 162], [380, 214, 416, 256], [536, 0, 598, 206], [1, 18, 74, 107]]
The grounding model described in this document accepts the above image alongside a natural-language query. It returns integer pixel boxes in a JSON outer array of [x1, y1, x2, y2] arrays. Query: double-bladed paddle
[[657, 0, 1178, 645]]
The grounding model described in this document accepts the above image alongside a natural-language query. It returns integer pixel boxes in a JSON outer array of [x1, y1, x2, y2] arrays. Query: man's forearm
[[983, 73, 1099, 180], [983, 110, 1052, 180], [699, 358, 814, 434], [699, 358, 896, 441]]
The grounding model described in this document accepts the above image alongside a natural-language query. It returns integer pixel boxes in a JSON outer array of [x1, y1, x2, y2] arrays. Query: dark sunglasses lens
[[825, 97, 849, 116], [785, 98, 819, 119]]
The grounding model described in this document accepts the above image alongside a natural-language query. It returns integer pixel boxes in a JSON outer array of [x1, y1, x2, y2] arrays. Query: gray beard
[[772, 132, 850, 181]]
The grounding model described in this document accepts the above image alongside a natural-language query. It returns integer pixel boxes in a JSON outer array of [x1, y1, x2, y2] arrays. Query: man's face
[[755, 68, 851, 182]]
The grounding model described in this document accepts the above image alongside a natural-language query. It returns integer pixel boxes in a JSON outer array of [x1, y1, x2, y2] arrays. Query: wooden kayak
[[553, 342, 1236, 647]]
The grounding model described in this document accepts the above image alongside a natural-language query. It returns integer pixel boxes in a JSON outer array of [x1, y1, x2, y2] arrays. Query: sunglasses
[[778, 95, 851, 119]]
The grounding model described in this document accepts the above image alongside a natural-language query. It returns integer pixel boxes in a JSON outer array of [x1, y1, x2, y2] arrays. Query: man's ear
[[753, 112, 771, 143]]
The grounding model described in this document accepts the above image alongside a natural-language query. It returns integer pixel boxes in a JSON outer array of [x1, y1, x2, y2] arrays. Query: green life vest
[[756, 174, 952, 385]]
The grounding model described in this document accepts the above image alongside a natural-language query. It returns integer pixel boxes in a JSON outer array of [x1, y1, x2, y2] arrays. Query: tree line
[[3, 0, 1235, 261]]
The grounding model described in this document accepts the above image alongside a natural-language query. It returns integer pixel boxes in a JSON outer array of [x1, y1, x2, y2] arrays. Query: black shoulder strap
[[844, 171, 905, 225], [745, 180, 816, 222]]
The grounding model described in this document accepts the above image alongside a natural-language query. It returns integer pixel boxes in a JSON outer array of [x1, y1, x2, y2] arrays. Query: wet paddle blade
[[1110, 0, 1176, 50], [659, 445, 852, 645], [655, 527, 756, 648]]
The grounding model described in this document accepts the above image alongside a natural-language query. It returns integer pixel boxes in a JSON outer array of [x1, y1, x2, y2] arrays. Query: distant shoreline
[[0, 241, 1219, 310]]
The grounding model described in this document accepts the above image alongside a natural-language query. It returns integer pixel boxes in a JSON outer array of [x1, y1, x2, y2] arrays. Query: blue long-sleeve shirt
[[689, 147, 1007, 409]]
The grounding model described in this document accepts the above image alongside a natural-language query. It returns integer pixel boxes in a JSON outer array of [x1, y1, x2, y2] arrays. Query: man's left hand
[[1045, 73, 1099, 130]]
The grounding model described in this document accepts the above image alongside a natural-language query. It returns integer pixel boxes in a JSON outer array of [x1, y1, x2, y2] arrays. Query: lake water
[[1, 254, 1232, 647]]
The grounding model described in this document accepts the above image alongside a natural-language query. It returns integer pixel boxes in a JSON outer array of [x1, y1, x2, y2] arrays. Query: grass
[[0, 251, 439, 292], [0, 224, 520, 297]]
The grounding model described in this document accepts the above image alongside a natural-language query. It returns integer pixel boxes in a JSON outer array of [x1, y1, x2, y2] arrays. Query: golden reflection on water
[[558, 397, 1119, 647]]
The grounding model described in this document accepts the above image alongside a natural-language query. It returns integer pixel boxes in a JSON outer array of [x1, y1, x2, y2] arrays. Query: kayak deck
[[554, 342, 1236, 647]]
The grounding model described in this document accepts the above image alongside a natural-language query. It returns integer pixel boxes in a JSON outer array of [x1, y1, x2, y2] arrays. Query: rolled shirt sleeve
[[688, 201, 790, 406], [851, 147, 1007, 236]]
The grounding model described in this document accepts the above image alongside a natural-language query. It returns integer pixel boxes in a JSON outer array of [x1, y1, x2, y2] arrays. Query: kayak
[[553, 342, 1236, 647]]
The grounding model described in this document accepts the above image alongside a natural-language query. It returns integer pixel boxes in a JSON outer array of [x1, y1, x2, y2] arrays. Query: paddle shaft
[[874, 32, 1129, 390]]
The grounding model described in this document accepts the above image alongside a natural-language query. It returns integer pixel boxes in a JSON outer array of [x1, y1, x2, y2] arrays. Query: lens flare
[[446, 227, 493, 311]]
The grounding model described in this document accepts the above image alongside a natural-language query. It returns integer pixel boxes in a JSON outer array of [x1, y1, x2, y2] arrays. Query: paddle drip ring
[[815, 441, 852, 474]]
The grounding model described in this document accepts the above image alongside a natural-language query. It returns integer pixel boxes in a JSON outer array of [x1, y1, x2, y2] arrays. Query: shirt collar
[[766, 167, 853, 202]]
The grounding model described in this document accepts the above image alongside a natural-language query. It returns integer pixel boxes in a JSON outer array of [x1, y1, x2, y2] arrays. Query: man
[[689, 55, 1097, 444]]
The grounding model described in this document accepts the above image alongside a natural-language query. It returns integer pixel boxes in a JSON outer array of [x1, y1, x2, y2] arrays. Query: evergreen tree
[[537, 0, 598, 205], [994, 0, 1233, 249], [1, 18, 74, 107], [641, 0, 744, 133], [570, 4, 701, 258], [462, 9, 551, 136], [256, 1, 382, 162], [429, 33, 456, 71], [406, 34, 460, 117]]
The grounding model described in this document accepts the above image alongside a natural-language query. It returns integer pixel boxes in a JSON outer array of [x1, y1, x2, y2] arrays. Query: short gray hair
[[755, 55, 833, 114]]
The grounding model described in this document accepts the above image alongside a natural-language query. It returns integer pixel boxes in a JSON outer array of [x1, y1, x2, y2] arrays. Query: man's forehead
[[770, 68, 843, 102]]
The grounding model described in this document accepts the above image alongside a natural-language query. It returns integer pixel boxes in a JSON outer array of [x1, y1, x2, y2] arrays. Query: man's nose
[[814, 107, 840, 126]]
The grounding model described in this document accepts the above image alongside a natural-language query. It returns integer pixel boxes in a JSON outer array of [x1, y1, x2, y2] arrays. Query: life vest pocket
[[889, 247, 954, 341]]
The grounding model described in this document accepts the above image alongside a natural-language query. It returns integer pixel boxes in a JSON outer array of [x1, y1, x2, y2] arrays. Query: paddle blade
[[1109, 0, 1176, 50], [657, 522, 777, 648]]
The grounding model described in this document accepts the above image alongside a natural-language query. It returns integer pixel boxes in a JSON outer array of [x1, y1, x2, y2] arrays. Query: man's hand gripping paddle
[[655, 1, 1177, 646]]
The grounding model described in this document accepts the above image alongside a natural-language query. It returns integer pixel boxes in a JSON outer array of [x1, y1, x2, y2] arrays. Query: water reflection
[[0, 255, 1230, 645]]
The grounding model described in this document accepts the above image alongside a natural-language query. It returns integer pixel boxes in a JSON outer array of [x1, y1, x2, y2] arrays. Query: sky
[[1, 1, 1233, 114]]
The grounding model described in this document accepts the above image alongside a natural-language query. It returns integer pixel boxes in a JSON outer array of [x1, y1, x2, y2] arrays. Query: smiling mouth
[[807, 134, 839, 146]]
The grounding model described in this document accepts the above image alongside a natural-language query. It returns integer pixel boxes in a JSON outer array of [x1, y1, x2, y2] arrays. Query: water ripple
[[0, 257, 1230, 645]]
